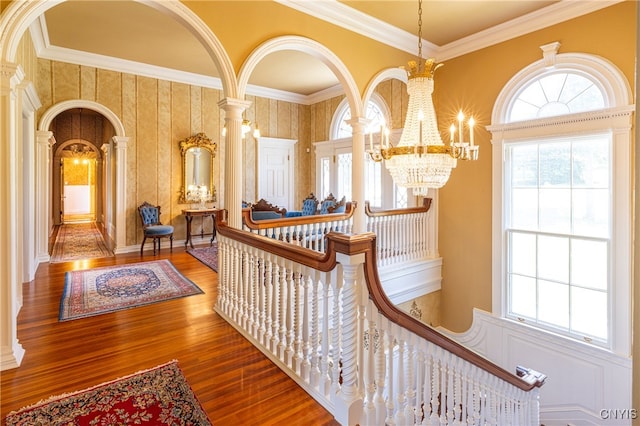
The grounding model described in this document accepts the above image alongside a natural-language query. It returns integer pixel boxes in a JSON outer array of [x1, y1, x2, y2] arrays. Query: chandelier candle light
[[367, 0, 478, 195]]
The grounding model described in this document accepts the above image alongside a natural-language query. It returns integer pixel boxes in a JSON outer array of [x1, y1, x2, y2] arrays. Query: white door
[[257, 137, 297, 209]]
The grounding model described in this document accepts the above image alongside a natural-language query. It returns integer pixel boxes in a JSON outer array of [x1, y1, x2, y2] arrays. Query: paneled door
[[257, 137, 297, 210]]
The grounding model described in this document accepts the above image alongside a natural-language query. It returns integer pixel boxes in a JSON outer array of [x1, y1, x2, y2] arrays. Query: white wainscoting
[[438, 309, 633, 426], [379, 257, 442, 304]]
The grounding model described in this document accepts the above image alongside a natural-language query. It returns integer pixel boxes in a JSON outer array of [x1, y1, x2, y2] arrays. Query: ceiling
[[36, 0, 613, 102]]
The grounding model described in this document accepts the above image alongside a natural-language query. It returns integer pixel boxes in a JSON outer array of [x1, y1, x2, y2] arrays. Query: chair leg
[[141, 236, 147, 255], [153, 238, 158, 255], [170, 234, 173, 252]]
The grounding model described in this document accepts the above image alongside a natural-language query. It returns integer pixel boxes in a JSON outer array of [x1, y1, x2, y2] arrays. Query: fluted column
[[0, 61, 25, 370], [347, 117, 367, 233], [113, 136, 129, 253], [36, 131, 54, 262], [218, 98, 251, 229]]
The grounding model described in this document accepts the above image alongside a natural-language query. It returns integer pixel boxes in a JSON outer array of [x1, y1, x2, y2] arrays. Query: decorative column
[[347, 117, 367, 233], [101, 143, 112, 245], [113, 136, 129, 253], [0, 61, 25, 370], [218, 98, 251, 229], [36, 131, 54, 262]]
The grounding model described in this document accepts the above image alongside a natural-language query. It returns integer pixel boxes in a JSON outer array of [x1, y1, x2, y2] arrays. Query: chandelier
[[367, 0, 478, 195]]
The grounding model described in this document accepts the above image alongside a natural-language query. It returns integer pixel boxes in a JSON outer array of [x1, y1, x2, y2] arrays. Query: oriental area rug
[[4, 360, 212, 425], [187, 243, 218, 272], [59, 259, 204, 321], [50, 222, 113, 263]]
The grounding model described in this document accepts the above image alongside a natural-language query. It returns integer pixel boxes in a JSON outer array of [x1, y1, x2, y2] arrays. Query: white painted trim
[[489, 50, 634, 356], [276, 0, 623, 61], [439, 309, 633, 426], [379, 258, 442, 304], [238, 35, 363, 118]]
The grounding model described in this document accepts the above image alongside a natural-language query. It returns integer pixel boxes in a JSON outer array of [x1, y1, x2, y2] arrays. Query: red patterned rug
[[50, 222, 113, 263], [187, 243, 218, 272], [59, 260, 204, 321], [4, 360, 211, 425]]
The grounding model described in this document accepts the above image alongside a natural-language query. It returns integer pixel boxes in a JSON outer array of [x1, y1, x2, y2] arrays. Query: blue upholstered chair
[[138, 202, 174, 255], [285, 193, 319, 217], [319, 194, 347, 214]]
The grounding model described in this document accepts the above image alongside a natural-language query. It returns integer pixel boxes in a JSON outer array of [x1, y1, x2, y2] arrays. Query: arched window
[[489, 45, 633, 355], [321, 94, 406, 208], [508, 71, 605, 122]]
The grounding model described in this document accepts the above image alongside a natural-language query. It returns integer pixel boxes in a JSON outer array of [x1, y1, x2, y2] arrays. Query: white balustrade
[[214, 226, 542, 426]]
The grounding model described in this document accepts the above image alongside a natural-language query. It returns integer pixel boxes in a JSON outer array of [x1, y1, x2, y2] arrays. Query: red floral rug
[[50, 222, 113, 263], [59, 260, 204, 321], [187, 243, 218, 272], [5, 360, 211, 425]]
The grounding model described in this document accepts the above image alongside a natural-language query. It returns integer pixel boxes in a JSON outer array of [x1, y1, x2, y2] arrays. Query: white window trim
[[488, 45, 635, 356], [330, 93, 390, 141]]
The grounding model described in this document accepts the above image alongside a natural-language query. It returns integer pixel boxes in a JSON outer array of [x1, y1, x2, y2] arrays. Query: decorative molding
[[439, 309, 633, 425]]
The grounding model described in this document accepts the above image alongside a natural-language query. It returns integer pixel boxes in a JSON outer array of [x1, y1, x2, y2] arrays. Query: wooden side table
[[182, 209, 216, 249]]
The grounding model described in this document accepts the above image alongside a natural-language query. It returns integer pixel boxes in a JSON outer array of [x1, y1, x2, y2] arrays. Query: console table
[[182, 209, 216, 249]]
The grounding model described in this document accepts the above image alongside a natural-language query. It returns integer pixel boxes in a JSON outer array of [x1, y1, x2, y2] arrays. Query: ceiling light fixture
[[368, 0, 478, 194]]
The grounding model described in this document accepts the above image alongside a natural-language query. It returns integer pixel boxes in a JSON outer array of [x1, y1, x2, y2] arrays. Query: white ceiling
[[35, 0, 619, 103]]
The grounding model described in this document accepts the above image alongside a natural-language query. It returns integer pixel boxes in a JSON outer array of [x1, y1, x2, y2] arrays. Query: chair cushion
[[140, 207, 160, 225], [332, 204, 346, 213], [144, 225, 174, 236], [285, 211, 303, 218], [301, 199, 317, 216], [251, 211, 282, 221], [319, 200, 336, 215]]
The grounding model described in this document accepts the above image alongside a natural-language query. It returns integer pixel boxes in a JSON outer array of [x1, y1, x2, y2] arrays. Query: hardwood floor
[[1, 247, 339, 425]]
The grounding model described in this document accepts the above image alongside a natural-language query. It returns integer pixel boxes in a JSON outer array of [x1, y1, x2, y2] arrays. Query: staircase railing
[[365, 198, 436, 267], [214, 213, 545, 426]]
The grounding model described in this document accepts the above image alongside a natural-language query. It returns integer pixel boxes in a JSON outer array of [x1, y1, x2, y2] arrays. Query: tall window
[[506, 135, 610, 342], [491, 52, 632, 354]]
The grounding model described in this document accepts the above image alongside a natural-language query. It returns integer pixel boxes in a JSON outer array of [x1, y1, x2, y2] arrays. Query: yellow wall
[[436, 1, 637, 331]]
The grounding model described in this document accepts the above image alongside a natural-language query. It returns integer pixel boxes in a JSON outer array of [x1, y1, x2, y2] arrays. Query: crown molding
[[437, 0, 625, 61], [274, 0, 438, 57], [27, 1, 625, 105]]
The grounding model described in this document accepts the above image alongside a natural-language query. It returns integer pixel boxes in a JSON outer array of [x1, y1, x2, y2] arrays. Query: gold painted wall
[[14, 27, 38, 85], [36, 60, 314, 246], [435, 1, 637, 332]]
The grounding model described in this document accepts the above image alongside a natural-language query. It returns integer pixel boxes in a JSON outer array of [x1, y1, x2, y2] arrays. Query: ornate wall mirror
[[179, 132, 217, 204]]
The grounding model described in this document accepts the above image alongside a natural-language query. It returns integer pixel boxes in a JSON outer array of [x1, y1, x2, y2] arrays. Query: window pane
[[321, 157, 331, 199], [510, 275, 536, 319], [510, 232, 536, 276], [538, 235, 569, 283], [538, 280, 569, 328], [511, 188, 538, 230], [571, 239, 608, 290], [539, 74, 567, 103], [395, 186, 407, 208], [571, 287, 607, 339], [511, 144, 538, 187], [567, 84, 605, 112], [540, 142, 570, 186], [539, 188, 570, 233], [572, 189, 609, 237], [572, 138, 610, 188], [559, 73, 594, 104], [337, 153, 352, 199]]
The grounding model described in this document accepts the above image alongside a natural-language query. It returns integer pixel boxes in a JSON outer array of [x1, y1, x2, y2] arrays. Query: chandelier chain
[[417, 0, 423, 60]]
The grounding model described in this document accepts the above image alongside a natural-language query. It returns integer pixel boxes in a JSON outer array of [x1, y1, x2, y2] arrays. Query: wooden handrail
[[241, 201, 356, 230], [365, 198, 431, 217], [215, 213, 545, 391]]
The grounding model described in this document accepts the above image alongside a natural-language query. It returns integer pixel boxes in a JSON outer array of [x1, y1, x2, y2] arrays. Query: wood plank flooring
[[1, 247, 339, 425]]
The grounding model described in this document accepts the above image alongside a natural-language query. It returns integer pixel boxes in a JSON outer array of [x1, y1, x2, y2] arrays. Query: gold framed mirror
[[179, 132, 217, 204]]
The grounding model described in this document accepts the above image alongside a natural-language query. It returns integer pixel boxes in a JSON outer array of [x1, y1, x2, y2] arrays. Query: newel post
[[332, 248, 365, 425]]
